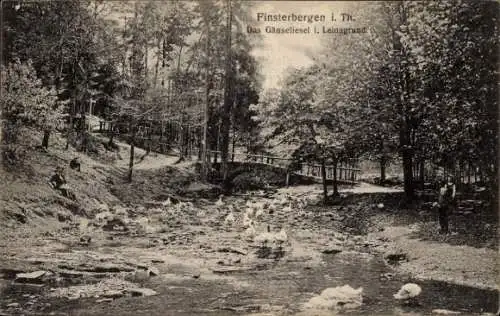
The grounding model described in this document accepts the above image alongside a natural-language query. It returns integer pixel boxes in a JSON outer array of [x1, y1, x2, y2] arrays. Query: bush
[[1, 59, 65, 166]]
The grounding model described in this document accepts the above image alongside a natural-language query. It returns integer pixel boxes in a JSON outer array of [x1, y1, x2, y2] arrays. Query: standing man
[[437, 178, 456, 234]]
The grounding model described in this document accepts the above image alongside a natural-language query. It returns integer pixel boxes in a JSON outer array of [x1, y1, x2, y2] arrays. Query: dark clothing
[[49, 173, 66, 189], [438, 204, 450, 233], [438, 183, 456, 234], [49, 173, 75, 200], [70, 158, 81, 171]]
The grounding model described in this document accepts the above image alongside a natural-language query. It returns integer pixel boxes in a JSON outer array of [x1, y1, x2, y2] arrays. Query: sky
[[247, 1, 353, 91], [105, 1, 359, 92]]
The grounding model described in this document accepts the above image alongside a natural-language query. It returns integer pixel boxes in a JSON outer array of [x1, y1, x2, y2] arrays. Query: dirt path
[[370, 225, 498, 290]]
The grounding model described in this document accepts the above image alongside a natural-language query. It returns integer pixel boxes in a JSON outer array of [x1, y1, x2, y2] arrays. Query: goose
[[251, 201, 265, 211], [174, 202, 184, 212], [224, 212, 235, 226], [254, 208, 264, 220], [196, 209, 206, 218], [114, 207, 128, 218], [245, 207, 255, 218], [254, 225, 273, 247], [283, 203, 292, 213], [243, 222, 256, 241], [279, 196, 288, 206], [215, 195, 224, 207], [274, 228, 288, 249], [242, 213, 253, 228], [161, 198, 172, 207], [79, 235, 91, 246], [394, 283, 422, 305]]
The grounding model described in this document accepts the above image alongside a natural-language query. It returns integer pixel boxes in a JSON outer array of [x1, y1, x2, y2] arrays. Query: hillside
[[0, 130, 205, 236]]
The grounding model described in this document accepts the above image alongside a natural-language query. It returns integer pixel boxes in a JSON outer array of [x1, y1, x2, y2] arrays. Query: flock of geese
[[216, 193, 311, 250], [214, 194, 424, 307], [91, 192, 427, 308]]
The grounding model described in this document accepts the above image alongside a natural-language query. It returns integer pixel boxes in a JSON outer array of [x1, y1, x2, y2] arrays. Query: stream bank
[[1, 185, 497, 316]]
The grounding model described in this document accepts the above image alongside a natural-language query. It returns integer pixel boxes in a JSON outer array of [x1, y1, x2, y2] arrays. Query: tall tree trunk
[[221, 0, 233, 192], [128, 122, 135, 182], [42, 130, 50, 149], [146, 122, 152, 155], [179, 118, 184, 160], [108, 125, 115, 148], [144, 41, 148, 79], [332, 155, 339, 197], [231, 126, 236, 162], [419, 159, 425, 189], [391, 1, 414, 201], [321, 159, 327, 204], [380, 156, 386, 183], [154, 38, 160, 88], [201, 20, 210, 179], [402, 149, 414, 200], [379, 138, 386, 182]]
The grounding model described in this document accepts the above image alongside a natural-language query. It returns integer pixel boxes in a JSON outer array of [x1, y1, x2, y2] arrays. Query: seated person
[[49, 166, 76, 200], [70, 157, 81, 172]]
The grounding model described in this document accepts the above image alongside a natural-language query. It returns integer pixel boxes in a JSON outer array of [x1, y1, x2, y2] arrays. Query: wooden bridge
[[96, 120, 361, 183], [206, 150, 361, 183]]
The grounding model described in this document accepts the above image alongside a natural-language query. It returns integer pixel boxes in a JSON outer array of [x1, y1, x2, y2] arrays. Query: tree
[[1, 60, 65, 162]]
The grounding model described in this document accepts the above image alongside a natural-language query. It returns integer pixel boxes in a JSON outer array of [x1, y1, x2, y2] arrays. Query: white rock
[[394, 283, 422, 300], [147, 267, 160, 276], [432, 309, 461, 315], [16, 271, 47, 280], [304, 285, 363, 311]]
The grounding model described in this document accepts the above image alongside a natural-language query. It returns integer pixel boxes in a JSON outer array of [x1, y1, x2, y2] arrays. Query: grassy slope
[[0, 130, 201, 236]]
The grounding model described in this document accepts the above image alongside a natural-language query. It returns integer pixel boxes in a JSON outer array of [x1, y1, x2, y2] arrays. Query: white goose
[[282, 203, 292, 213], [274, 227, 288, 250], [161, 197, 172, 207], [224, 212, 235, 226], [215, 195, 224, 207]]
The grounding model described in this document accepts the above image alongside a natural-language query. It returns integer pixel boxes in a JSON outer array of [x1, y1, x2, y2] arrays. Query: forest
[[2, 0, 497, 203]]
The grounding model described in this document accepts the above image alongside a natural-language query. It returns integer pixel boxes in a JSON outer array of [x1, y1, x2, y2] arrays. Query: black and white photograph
[[0, 1, 498, 315]]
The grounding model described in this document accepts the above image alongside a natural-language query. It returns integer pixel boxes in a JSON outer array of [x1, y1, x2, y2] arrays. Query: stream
[[0, 187, 498, 316]]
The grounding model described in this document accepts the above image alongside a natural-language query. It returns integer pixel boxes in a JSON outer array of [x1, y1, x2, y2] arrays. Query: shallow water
[[5, 250, 493, 316], [1, 191, 498, 316]]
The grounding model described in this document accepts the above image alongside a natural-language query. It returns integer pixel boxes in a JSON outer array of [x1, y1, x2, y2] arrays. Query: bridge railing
[[95, 121, 361, 182], [207, 150, 361, 182]]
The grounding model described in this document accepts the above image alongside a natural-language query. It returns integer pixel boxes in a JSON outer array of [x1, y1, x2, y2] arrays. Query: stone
[[97, 203, 110, 212], [15, 270, 47, 283], [217, 247, 247, 255], [127, 288, 157, 297], [80, 235, 92, 245], [322, 247, 342, 255], [7, 303, 19, 308], [57, 212, 71, 222], [96, 298, 114, 303], [102, 290, 124, 299], [384, 252, 408, 264], [432, 309, 461, 315], [147, 267, 160, 276]]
